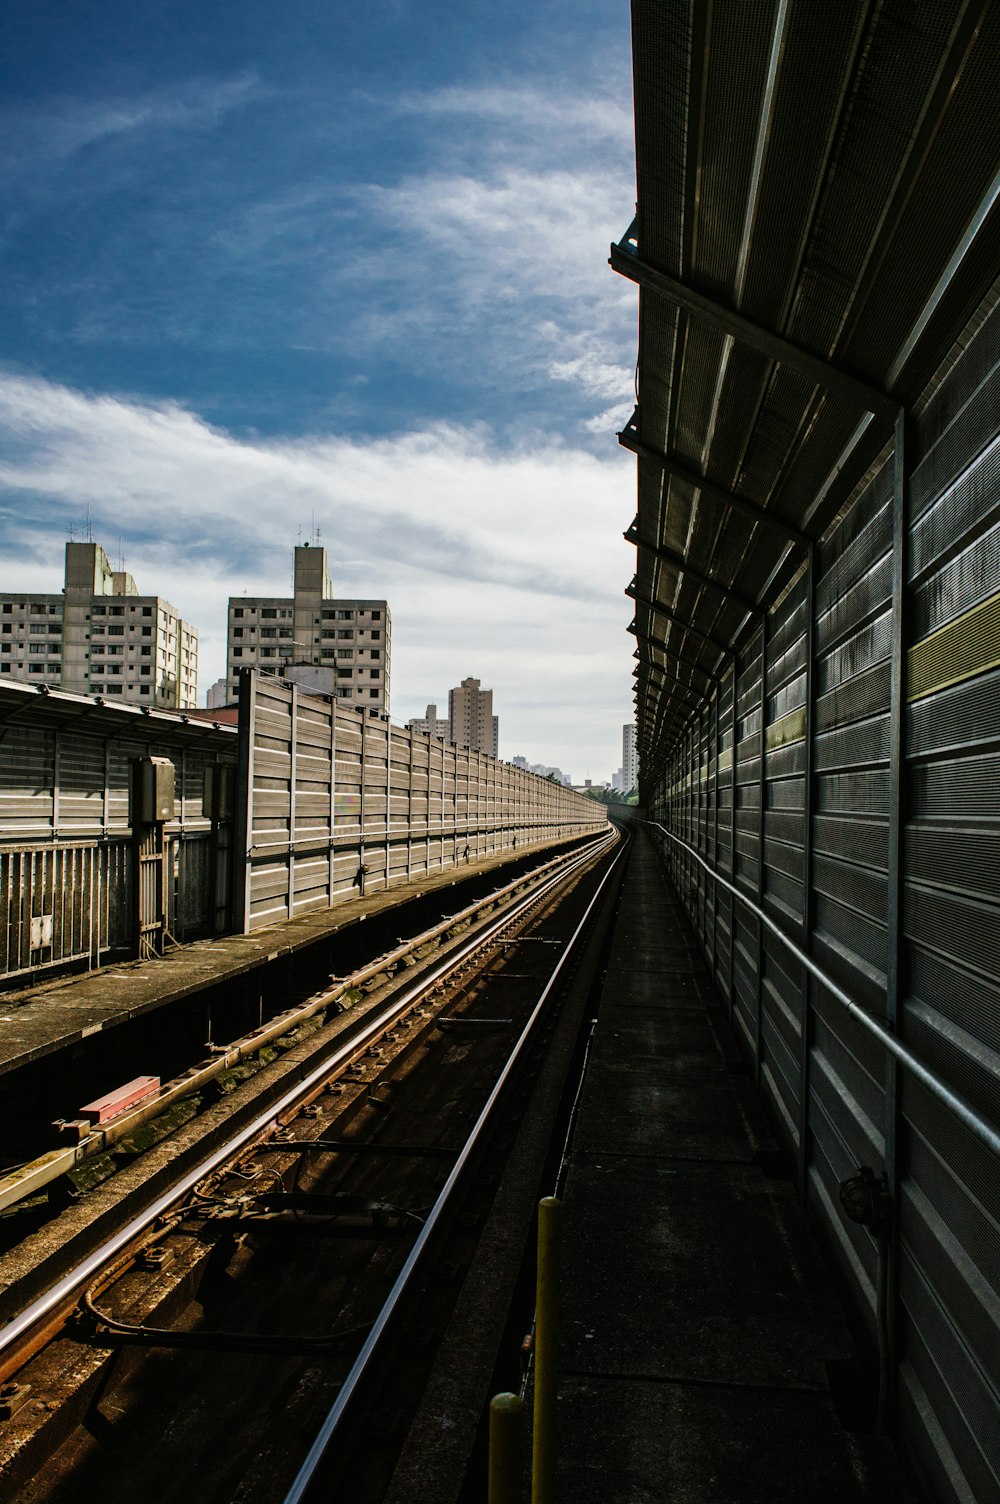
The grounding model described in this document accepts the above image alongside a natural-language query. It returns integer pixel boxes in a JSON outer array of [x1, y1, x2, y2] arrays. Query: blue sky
[[0, 0, 638, 780]]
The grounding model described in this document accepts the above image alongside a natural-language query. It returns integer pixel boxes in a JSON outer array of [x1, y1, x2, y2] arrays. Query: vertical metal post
[[712, 687, 720, 977], [799, 545, 818, 1197], [883, 407, 909, 1426], [329, 699, 338, 903], [489, 1393, 524, 1504], [406, 726, 414, 883], [754, 616, 768, 1085], [359, 712, 367, 898], [728, 658, 737, 1021], [288, 683, 298, 920], [532, 1196, 561, 1504], [233, 669, 256, 934], [52, 729, 61, 837], [385, 720, 392, 891]]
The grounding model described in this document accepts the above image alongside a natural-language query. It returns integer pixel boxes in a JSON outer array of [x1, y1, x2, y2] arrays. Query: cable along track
[[0, 825, 621, 1504]]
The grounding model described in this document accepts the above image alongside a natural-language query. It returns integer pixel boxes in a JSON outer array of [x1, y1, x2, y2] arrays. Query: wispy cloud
[[0, 74, 266, 180]]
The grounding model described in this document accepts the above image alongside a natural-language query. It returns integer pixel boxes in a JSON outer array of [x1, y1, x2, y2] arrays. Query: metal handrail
[[649, 821, 1000, 1159]]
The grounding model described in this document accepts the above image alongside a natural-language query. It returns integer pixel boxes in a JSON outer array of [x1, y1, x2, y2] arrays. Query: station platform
[[554, 827, 901, 1502]]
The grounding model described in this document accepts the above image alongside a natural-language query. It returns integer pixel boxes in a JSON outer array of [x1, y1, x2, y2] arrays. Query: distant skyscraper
[[0, 541, 198, 709], [622, 721, 637, 791], [226, 543, 391, 717], [448, 676, 498, 755]]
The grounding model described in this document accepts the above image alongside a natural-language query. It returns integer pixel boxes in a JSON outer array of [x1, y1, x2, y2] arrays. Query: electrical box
[[202, 762, 235, 820], [133, 757, 176, 823]]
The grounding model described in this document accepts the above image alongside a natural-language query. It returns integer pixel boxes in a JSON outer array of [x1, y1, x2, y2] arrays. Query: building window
[[371, 630, 381, 641], [106, 684, 123, 693], [336, 668, 352, 679], [337, 610, 353, 620], [370, 669, 380, 679], [233, 608, 244, 618], [48, 624, 61, 635], [108, 625, 125, 636], [1, 604, 10, 614], [371, 610, 382, 620], [1, 625, 10, 635], [336, 629, 352, 640], [30, 623, 47, 634], [261, 608, 277, 619], [29, 644, 47, 655], [29, 664, 45, 674], [109, 605, 124, 616], [142, 606, 152, 617], [141, 666, 151, 676], [336, 687, 351, 698], [260, 628, 276, 639], [0, 644, 9, 654], [140, 686, 150, 695], [261, 647, 276, 657], [30, 603, 47, 615], [371, 650, 380, 660], [233, 648, 243, 658], [369, 689, 379, 698], [336, 649, 353, 659], [141, 647, 151, 656]]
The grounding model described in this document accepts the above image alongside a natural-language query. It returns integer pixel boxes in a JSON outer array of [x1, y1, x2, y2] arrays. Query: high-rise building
[[206, 677, 229, 709], [448, 677, 498, 756], [622, 721, 637, 791], [0, 541, 198, 708], [407, 703, 447, 739], [226, 544, 391, 716]]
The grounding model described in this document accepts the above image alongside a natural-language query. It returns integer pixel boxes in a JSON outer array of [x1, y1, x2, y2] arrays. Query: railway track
[[0, 825, 627, 1503]]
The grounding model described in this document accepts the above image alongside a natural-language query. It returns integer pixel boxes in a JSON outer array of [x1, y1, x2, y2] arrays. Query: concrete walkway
[[555, 827, 900, 1501]]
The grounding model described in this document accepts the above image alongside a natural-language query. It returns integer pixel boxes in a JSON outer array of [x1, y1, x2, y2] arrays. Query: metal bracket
[[609, 240, 901, 425]]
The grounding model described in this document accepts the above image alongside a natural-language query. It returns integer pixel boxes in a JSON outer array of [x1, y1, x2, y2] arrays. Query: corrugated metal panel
[[237, 676, 606, 931]]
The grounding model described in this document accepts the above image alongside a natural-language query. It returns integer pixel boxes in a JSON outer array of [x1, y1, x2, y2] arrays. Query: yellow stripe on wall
[[908, 592, 1000, 703], [764, 707, 806, 752]]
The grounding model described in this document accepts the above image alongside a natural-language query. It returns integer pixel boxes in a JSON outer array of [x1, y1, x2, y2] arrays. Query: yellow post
[[489, 1392, 524, 1504], [532, 1195, 561, 1504]]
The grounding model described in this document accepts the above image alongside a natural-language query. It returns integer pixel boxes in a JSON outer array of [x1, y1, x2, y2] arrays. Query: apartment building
[[407, 703, 447, 740], [448, 676, 498, 756], [622, 721, 637, 790], [226, 544, 391, 716], [0, 541, 198, 708]]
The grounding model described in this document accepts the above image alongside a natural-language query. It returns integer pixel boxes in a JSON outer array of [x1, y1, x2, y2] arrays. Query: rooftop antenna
[[86, 506, 93, 543]]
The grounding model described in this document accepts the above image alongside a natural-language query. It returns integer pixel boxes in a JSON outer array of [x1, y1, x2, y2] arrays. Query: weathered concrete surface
[[556, 827, 900, 1501]]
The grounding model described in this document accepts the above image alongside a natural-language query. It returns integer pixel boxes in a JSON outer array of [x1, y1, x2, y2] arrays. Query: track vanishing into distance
[[0, 824, 628, 1504]]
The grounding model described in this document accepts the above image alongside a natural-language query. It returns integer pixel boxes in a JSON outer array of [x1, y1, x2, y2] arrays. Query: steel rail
[[0, 829, 617, 1368], [0, 829, 614, 1215], [281, 826, 632, 1504], [649, 821, 1000, 1159]]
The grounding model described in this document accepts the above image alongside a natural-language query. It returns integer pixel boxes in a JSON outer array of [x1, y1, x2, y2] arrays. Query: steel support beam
[[628, 620, 720, 682], [626, 524, 761, 617], [618, 415, 809, 547], [626, 582, 733, 657], [609, 241, 901, 424], [633, 645, 718, 693]]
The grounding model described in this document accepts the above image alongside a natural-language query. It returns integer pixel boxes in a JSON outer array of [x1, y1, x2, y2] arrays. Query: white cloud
[[0, 372, 636, 777]]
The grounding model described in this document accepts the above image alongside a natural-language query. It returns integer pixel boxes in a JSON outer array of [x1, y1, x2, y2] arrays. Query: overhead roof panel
[[620, 0, 1000, 786]]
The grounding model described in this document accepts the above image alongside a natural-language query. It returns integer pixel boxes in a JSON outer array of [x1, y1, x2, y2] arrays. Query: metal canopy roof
[[618, 0, 1000, 788], [0, 679, 237, 751]]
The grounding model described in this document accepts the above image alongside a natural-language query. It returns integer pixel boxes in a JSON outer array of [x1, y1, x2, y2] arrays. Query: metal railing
[[649, 821, 1000, 1160], [0, 841, 129, 982]]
